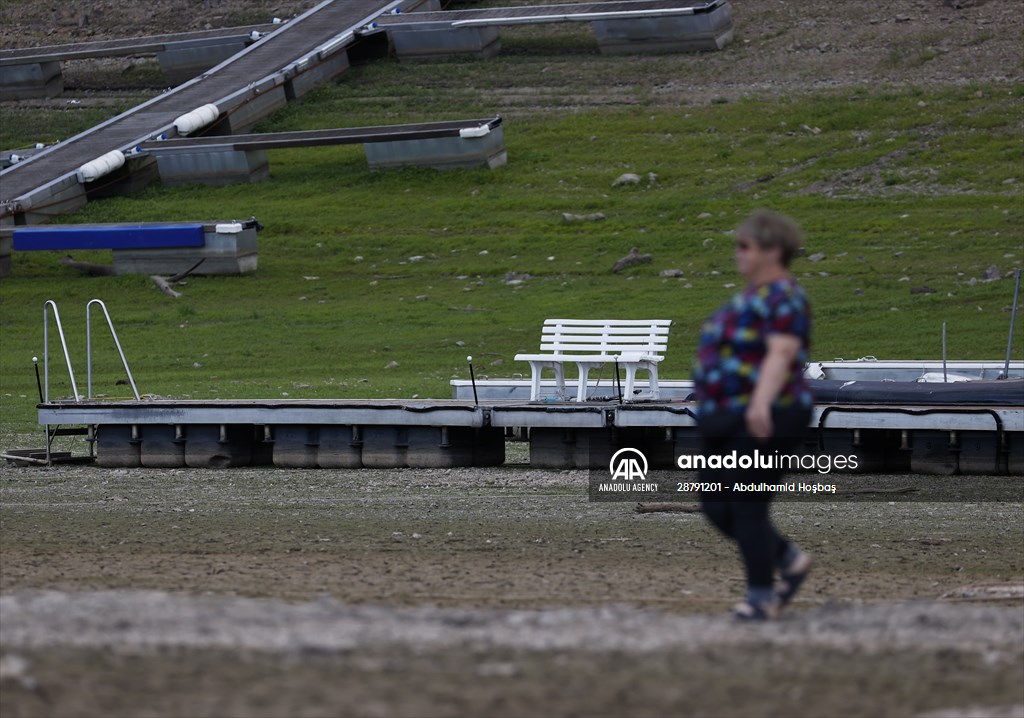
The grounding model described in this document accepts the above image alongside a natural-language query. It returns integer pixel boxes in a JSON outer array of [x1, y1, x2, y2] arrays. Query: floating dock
[[32, 377, 1024, 475], [0, 23, 281, 99], [451, 360, 1024, 401], [21, 301, 1024, 476], [0, 0, 436, 226], [4, 219, 261, 275], [367, 0, 733, 60], [137, 116, 507, 185]]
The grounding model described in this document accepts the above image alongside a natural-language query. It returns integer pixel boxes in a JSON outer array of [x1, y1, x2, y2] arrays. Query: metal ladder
[[39, 299, 140, 463]]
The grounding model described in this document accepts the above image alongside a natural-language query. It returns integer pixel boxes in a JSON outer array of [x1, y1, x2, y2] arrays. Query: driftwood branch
[[58, 255, 117, 276], [612, 246, 652, 273], [151, 259, 205, 298], [151, 275, 183, 298], [635, 502, 701, 514], [57, 255, 205, 300]]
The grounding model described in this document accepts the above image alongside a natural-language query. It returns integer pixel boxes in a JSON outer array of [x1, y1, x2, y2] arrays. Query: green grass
[[0, 92, 157, 150], [1, 51, 1021, 434]]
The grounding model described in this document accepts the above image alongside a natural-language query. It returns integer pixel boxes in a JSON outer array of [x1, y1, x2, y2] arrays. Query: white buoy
[[459, 125, 491, 138], [173, 103, 220, 136], [76, 150, 126, 184]]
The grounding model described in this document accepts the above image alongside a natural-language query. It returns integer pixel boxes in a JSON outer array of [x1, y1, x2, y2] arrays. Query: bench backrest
[[539, 319, 672, 356]]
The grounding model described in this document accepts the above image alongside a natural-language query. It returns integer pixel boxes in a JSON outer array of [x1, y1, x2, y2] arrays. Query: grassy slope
[[1, 35, 1021, 433]]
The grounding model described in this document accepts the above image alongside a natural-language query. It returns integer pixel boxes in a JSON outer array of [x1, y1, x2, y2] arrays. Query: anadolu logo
[[608, 447, 648, 482], [598, 447, 658, 495]]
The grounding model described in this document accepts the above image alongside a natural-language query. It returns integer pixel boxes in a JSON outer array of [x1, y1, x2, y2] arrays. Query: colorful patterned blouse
[[693, 276, 812, 415]]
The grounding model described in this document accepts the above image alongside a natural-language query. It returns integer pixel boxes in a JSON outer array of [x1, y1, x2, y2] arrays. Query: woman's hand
[[746, 400, 774, 440]]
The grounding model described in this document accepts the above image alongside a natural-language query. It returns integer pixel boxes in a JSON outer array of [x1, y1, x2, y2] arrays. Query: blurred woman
[[692, 210, 815, 620]]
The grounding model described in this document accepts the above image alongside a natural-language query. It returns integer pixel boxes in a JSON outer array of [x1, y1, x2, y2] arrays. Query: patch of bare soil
[[1, 0, 1022, 97], [0, 1, 320, 46], [1, 463, 1022, 716]]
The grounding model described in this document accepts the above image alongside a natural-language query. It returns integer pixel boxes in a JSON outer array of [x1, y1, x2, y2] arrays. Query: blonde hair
[[737, 210, 803, 267]]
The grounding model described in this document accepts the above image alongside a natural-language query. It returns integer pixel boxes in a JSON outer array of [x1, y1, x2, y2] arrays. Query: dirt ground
[[1, 1, 1023, 716], [1, 456, 1022, 717], [1, 0, 1022, 100]]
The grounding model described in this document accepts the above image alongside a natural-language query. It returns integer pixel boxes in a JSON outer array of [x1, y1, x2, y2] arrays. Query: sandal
[[731, 600, 778, 621], [777, 550, 813, 606]]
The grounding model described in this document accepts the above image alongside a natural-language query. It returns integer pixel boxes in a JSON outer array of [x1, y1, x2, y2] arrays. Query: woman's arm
[[746, 334, 801, 439]]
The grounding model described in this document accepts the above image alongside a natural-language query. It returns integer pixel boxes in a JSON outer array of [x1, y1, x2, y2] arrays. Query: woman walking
[[692, 210, 815, 620]]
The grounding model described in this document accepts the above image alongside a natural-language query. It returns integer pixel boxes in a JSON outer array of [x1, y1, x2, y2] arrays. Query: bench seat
[[515, 319, 672, 402]]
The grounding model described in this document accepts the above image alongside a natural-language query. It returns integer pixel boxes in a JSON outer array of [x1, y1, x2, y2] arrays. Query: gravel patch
[[3, 590, 1022, 659]]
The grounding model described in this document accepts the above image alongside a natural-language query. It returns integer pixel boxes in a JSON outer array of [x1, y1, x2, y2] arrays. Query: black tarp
[[810, 379, 1024, 406]]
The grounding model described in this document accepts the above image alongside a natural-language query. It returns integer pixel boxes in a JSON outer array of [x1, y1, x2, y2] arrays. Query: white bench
[[515, 319, 672, 402]]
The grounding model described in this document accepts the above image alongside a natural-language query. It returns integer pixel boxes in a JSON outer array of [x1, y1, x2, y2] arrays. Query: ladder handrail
[[86, 299, 140, 400], [42, 300, 80, 403]]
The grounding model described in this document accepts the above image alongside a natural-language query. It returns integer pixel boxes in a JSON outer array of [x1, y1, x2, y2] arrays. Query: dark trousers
[[700, 498, 790, 588], [697, 405, 812, 590]]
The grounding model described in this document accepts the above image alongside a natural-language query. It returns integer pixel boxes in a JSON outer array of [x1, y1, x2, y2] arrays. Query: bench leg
[[529, 362, 543, 401], [554, 363, 566, 400], [530, 361, 568, 401], [576, 364, 592, 402], [623, 364, 638, 401], [621, 362, 659, 401]]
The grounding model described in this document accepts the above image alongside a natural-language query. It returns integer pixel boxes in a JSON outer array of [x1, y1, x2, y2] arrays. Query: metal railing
[[42, 299, 140, 403], [86, 299, 140, 400], [42, 300, 80, 403], [40, 299, 140, 464]]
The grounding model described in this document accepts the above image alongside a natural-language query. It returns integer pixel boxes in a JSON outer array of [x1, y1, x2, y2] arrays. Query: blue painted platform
[[13, 223, 205, 251]]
